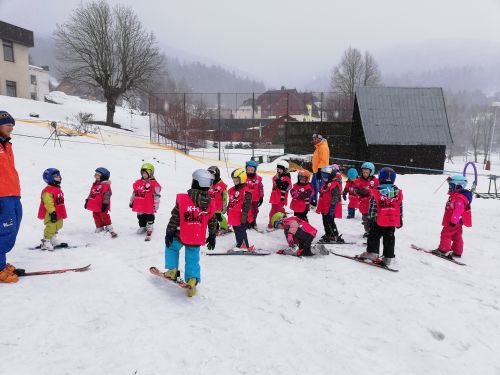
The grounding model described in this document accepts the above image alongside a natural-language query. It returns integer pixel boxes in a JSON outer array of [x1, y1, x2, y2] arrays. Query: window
[[31, 92, 37, 100], [2, 40, 14, 62], [6, 81, 17, 97], [31, 74, 37, 85]]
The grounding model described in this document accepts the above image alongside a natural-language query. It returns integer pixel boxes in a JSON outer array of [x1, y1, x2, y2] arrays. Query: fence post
[[218, 92, 221, 161]]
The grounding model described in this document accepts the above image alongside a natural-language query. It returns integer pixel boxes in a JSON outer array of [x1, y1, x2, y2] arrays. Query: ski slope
[[1, 94, 500, 375]]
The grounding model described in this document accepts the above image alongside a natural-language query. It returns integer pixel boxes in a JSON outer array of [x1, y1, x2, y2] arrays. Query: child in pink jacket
[[433, 175, 472, 259]]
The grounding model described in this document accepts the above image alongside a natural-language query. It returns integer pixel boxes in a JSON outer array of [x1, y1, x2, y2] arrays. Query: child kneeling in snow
[[38, 168, 67, 250], [164, 169, 217, 297], [357, 167, 403, 267], [433, 175, 472, 259], [272, 212, 318, 257]]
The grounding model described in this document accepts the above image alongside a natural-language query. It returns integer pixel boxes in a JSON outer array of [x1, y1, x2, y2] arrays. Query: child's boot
[[164, 268, 179, 281], [41, 238, 54, 251], [187, 278, 197, 297], [50, 233, 61, 247], [0, 267, 18, 283], [357, 251, 377, 261], [95, 227, 105, 233]]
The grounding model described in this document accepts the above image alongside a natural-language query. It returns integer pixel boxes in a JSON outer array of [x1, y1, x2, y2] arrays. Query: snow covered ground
[[1, 94, 500, 374]]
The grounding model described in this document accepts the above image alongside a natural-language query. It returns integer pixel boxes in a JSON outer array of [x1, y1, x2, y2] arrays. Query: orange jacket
[[312, 139, 330, 173], [0, 140, 21, 197]]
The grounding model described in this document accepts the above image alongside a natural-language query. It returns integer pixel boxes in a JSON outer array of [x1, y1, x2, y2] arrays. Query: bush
[[67, 112, 97, 134]]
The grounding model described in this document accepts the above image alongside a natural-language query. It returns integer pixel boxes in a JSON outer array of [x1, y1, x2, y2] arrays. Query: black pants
[[322, 214, 338, 237], [233, 225, 249, 248], [137, 213, 155, 228], [286, 227, 314, 256], [367, 223, 395, 258], [294, 210, 309, 222]]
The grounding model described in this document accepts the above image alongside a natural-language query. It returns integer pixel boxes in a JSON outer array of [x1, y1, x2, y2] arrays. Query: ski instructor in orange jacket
[[311, 133, 330, 207], [0, 111, 22, 283]]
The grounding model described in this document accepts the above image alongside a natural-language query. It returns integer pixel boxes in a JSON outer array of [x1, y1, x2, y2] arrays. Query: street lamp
[[486, 102, 500, 171]]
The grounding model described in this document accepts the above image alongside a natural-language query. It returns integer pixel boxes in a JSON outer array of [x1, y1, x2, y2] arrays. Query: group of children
[[34, 159, 473, 297], [37, 163, 162, 250]]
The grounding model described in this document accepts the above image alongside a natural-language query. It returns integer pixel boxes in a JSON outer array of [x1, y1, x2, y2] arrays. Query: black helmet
[[207, 166, 221, 181]]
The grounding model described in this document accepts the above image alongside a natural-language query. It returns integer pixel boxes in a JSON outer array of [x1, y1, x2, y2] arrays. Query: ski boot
[[0, 267, 18, 283], [187, 278, 197, 297], [105, 225, 118, 238], [164, 268, 180, 281], [95, 227, 105, 234], [332, 234, 345, 244], [432, 249, 454, 259], [145, 222, 154, 241], [40, 239, 54, 251], [136, 227, 147, 235], [50, 234, 62, 247], [356, 251, 378, 261], [373, 256, 393, 267]]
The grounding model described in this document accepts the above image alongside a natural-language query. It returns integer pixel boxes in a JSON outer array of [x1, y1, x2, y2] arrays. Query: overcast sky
[[1, 0, 500, 87]]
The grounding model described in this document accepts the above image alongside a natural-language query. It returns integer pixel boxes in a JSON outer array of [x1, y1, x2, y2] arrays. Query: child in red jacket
[[227, 168, 253, 250], [85, 167, 116, 238], [316, 165, 344, 243], [433, 175, 472, 259], [272, 212, 318, 257], [245, 160, 264, 230], [130, 163, 162, 240], [354, 162, 379, 237], [290, 169, 314, 221], [268, 160, 292, 229], [343, 168, 359, 218]]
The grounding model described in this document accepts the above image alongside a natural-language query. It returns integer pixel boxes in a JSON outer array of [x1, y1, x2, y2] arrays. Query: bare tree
[[55, 0, 162, 126], [329, 47, 382, 120]]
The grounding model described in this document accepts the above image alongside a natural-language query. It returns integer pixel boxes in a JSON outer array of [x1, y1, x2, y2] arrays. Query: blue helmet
[[448, 175, 467, 192], [245, 160, 258, 170], [43, 168, 61, 185], [347, 168, 358, 180], [378, 167, 396, 184], [361, 162, 375, 176], [95, 167, 110, 181]]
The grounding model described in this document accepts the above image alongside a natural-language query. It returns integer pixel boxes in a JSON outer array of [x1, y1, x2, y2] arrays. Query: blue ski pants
[[0, 197, 22, 270], [165, 238, 201, 283]]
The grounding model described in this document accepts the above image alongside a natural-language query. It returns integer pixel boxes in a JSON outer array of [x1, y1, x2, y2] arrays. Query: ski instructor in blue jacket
[[0, 111, 22, 283]]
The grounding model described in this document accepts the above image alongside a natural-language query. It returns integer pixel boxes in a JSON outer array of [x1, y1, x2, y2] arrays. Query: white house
[[28, 65, 50, 101]]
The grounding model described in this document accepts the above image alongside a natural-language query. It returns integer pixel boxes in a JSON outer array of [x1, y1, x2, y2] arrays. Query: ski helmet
[[231, 168, 247, 184], [277, 160, 289, 171], [141, 163, 155, 177], [347, 168, 358, 180], [361, 162, 375, 176], [192, 169, 215, 188], [321, 165, 334, 181], [378, 167, 396, 184], [207, 166, 221, 181], [245, 160, 258, 170], [271, 212, 286, 228], [95, 167, 110, 181], [43, 168, 61, 185], [448, 175, 467, 191], [298, 169, 311, 182]]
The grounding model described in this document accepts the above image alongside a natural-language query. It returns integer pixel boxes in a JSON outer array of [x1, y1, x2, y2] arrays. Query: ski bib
[[372, 189, 403, 227], [290, 183, 314, 213], [227, 186, 253, 226], [131, 179, 161, 214], [177, 194, 214, 246], [345, 180, 359, 209], [356, 177, 379, 214], [38, 185, 67, 220], [316, 180, 342, 218], [269, 175, 292, 205], [85, 182, 111, 212], [442, 192, 472, 227], [208, 180, 227, 212], [246, 175, 263, 202]]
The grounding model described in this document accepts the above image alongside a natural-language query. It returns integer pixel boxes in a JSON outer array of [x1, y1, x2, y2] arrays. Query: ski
[[149, 266, 191, 289], [207, 249, 271, 256], [410, 244, 466, 266], [14, 264, 91, 277], [315, 241, 356, 245], [276, 249, 302, 257], [28, 243, 90, 250], [327, 248, 399, 272]]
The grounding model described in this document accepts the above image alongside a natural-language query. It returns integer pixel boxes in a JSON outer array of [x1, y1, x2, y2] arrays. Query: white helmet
[[277, 160, 289, 170], [192, 169, 215, 188]]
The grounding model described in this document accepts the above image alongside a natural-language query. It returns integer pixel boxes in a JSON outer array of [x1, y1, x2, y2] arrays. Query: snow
[[1, 93, 500, 375]]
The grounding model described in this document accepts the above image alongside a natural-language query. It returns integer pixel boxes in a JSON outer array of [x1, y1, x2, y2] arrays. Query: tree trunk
[[106, 97, 117, 127]]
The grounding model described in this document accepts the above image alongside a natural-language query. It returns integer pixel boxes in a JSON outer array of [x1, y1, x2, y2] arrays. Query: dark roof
[[355, 86, 453, 146], [0, 21, 34, 47]]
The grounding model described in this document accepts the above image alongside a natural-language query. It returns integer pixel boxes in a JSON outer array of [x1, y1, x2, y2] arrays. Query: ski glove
[[215, 212, 223, 222], [257, 197, 263, 207], [84, 199, 88, 209], [49, 211, 57, 223], [101, 203, 109, 212], [129, 202, 133, 209], [342, 192, 347, 201], [310, 197, 317, 208], [205, 234, 216, 250], [165, 231, 175, 248]]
